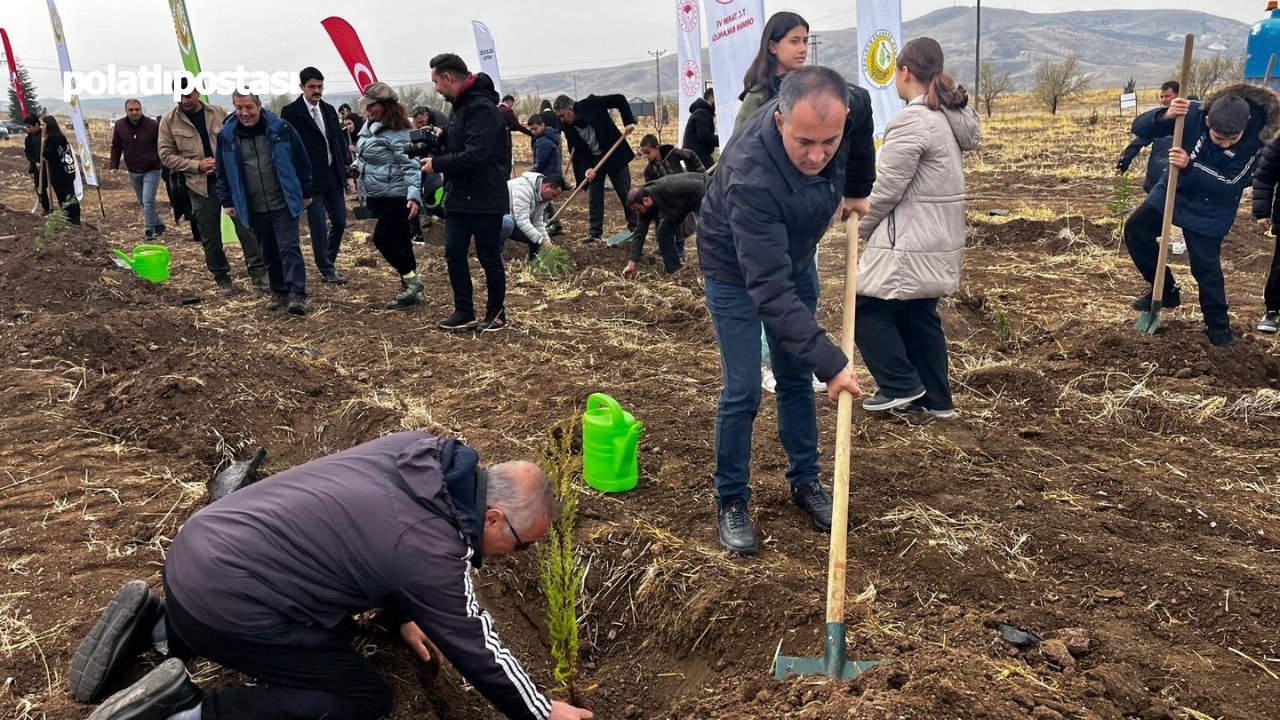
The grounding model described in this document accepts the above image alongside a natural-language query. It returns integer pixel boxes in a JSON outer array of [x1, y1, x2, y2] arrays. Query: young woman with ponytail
[[855, 36, 981, 418]]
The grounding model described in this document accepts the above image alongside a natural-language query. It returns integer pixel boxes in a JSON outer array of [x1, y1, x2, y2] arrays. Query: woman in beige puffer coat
[[855, 36, 981, 418]]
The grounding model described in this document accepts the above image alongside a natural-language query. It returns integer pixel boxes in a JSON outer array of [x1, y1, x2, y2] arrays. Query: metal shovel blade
[[207, 447, 268, 502], [773, 622, 884, 681], [1133, 300, 1164, 334], [605, 230, 632, 247]]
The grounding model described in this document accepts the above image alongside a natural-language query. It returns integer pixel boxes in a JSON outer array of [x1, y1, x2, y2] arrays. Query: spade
[[207, 447, 267, 502]]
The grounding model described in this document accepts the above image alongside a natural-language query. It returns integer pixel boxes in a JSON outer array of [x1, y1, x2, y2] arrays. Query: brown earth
[[1, 109, 1279, 720]]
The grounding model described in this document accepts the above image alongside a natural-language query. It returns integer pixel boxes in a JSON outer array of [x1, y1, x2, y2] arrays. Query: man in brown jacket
[[159, 86, 266, 295]]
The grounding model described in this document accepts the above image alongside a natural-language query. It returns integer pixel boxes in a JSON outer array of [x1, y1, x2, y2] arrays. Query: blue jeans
[[305, 188, 348, 276], [129, 169, 162, 230], [250, 209, 307, 298], [705, 262, 820, 506]]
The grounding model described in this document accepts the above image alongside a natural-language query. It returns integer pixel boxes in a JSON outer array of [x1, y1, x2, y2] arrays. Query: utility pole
[[648, 49, 666, 132], [807, 34, 822, 66], [974, 0, 981, 97], [572, 73, 579, 98]]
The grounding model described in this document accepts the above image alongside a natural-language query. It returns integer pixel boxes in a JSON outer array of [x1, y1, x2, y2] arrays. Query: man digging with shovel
[[1125, 79, 1280, 347]]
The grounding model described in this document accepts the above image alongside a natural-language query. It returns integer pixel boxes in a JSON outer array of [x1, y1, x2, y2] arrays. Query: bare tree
[[1033, 55, 1092, 115], [267, 93, 293, 114], [1182, 53, 1244, 99], [978, 61, 1012, 118]]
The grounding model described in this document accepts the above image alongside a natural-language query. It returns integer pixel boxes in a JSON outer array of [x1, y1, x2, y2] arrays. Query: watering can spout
[[619, 421, 644, 468], [111, 248, 137, 269]]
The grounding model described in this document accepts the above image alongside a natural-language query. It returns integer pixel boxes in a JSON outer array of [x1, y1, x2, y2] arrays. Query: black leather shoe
[[792, 482, 835, 533], [69, 581, 164, 703], [717, 499, 758, 555], [87, 658, 202, 720], [321, 271, 347, 284]]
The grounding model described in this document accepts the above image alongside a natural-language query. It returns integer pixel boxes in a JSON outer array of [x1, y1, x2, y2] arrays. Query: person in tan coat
[[159, 85, 266, 295], [855, 37, 980, 419]]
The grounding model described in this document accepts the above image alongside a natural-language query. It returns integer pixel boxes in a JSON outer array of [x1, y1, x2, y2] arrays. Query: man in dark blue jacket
[[423, 54, 511, 333], [280, 67, 355, 284], [1116, 81, 1182, 253], [698, 66, 871, 555], [527, 113, 562, 177], [67, 431, 595, 720], [553, 93, 638, 243], [1124, 82, 1280, 347], [216, 92, 313, 315], [682, 87, 718, 168]]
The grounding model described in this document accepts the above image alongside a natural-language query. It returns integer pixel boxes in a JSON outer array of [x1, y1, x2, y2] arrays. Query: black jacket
[[24, 130, 41, 175], [698, 93, 875, 382], [280, 96, 351, 192], [434, 73, 509, 215], [41, 135, 78, 198], [643, 144, 705, 183], [1253, 135, 1280, 222], [563, 94, 636, 182], [165, 431, 553, 720], [1116, 131, 1172, 194], [682, 97, 718, 167], [629, 171, 708, 262]]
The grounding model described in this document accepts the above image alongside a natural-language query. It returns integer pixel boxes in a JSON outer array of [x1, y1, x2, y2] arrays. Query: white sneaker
[[761, 368, 777, 394], [811, 375, 827, 393], [1169, 227, 1186, 255]]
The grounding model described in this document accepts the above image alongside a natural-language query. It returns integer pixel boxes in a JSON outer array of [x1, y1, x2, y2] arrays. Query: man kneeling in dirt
[[66, 431, 593, 720], [1124, 82, 1280, 347], [698, 66, 871, 554], [621, 171, 708, 279]]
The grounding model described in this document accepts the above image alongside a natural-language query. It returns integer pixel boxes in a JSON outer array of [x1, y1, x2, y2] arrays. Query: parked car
[[0, 125, 9, 140]]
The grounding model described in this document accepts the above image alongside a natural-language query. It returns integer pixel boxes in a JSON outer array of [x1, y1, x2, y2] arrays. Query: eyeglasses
[[503, 513, 534, 552]]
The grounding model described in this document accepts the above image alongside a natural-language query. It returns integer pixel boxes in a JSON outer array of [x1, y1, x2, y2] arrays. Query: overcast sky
[[0, 0, 1266, 98]]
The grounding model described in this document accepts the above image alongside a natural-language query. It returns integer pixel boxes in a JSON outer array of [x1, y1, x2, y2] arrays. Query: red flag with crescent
[[320, 17, 378, 92], [1, 29, 28, 118]]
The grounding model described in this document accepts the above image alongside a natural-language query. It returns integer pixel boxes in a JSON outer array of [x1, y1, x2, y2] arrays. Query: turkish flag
[[1, 29, 27, 118], [321, 17, 378, 92]]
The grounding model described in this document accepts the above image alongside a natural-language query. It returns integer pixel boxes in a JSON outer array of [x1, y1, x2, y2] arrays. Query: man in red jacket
[[67, 431, 594, 720], [110, 99, 165, 238]]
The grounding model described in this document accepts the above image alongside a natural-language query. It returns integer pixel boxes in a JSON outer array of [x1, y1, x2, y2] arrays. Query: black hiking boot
[[286, 296, 307, 316], [1208, 327, 1236, 347], [1131, 285, 1181, 311], [214, 277, 234, 297], [792, 482, 837, 533], [264, 293, 287, 311], [86, 658, 202, 720], [716, 499, 758, 555], [249, 271, 271, 293], [68, 581, 164, 703]]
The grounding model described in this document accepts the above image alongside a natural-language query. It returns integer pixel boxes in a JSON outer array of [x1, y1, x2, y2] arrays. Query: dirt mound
[[960, 364, 1057, 403], [970, 216, 1113, 252]]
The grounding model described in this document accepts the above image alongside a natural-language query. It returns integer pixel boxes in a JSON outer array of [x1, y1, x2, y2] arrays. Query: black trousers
[[586, 160, 637, 238], [1266, 228, 1280, 312], [444, 212, 505, 318], [1124, 202, 1229, 332], [368, 197, 416, 276], [854, 296, 953, 411], [163, 583, 391, 720]]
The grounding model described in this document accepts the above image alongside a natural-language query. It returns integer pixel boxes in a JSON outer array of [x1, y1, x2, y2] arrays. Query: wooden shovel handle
[[549, 130, 632, 224], [825, 212, 860, 624], [1152, 34, 1194, 304]]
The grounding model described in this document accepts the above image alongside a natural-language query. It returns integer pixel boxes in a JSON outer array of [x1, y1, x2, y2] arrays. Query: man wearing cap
[[280, 67, 355, 284], [66, 431, 595, 720]]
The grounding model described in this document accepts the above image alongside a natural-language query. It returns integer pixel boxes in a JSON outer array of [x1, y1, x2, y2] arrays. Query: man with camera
[[553, 93, 638, 243], [280, 67, 354, 284], [422, 54, 510, 333]]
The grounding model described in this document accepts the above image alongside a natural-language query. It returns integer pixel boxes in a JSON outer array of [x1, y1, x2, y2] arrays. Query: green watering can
[[111, 244, 170, 283], [581, 393, 643, 493]]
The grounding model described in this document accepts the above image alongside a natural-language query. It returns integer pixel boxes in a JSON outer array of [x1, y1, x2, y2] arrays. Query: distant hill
[[37, 8, 1251, 119]]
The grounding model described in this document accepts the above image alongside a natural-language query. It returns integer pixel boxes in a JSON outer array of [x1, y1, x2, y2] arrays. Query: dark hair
[[741, 12, 809, 101], [539, 99, 553, 112], [897, 37, 967, 111], [410, 106, 429, 118], [23, 114, 40, 127], [552, 95, 575, 111], [639, 133, 659, 148], [626, 187, 651, 206], [542, 174, 566, 191], [501, 94, 515, 103], [703, 87, 714, 101], [345, 115, 365, 135], [429, 53, 469, 80], [1207, 95, 1251, 136], [372, 101, 411, 131], [300, 66, 324, 85], [124, 98, 142, 109], [777, 66, 849, 117], [1160, 80, 1181, 94], [527, 113, 544, 126], [338, 103, 351, 112], [41, 115, 67, 144]]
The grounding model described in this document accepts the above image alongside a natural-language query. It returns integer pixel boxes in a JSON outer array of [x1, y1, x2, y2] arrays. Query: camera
[[405, 128, 443, 159]]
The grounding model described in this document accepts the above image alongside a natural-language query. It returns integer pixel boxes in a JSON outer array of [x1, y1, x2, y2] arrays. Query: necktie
[[312, 105, 331, 167]]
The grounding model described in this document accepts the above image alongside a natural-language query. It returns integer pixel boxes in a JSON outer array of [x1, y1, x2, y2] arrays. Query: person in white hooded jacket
[[855, 36, 981, 418], [502, 172, 565, 259]]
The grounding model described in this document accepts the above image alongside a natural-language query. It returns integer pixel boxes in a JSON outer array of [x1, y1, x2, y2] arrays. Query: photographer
[[353, 82, 423, 309], [408, 107, 448, 243], [423, 54, 510, 332]]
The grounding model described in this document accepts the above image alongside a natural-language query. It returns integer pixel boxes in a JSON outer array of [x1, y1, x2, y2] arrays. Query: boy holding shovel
[[1124, 82, 1280, 347]]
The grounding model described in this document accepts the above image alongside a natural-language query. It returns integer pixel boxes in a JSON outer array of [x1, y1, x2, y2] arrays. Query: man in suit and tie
[[281, 67, 355, 284]]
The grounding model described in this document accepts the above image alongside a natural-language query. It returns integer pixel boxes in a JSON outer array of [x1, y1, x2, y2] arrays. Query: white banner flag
[[702, 0, 764, 143], [675, 0, 703, 143], [47, 0, 95, 195], [471, 21, 503, 97], [856, 0, 904, 146]]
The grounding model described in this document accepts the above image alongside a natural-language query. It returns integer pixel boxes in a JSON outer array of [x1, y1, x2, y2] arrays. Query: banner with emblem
[[471, 21, 503, 97], [675, 0, 702, 143], [46, 0, 94, 197], [856, 0, 904, 146], [701, 0, 764, 144]]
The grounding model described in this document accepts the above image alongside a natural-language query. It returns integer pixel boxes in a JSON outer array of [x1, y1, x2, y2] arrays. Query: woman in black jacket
[[40, 116, 81, 225]]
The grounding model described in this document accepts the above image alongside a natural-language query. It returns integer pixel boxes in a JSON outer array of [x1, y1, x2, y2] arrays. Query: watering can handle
[[586, 393, 624, 427]]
